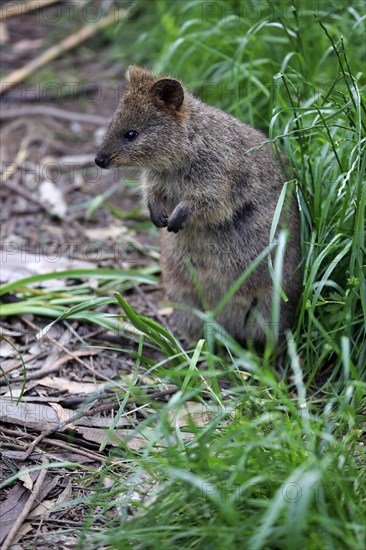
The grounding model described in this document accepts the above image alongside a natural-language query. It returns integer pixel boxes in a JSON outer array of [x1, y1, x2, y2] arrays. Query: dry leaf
[[55, 479, 72, 505], [0, 474, 57, 544], [39, 180, 67, 217], [76, 426, 146, 450], [121, 371, 158, 386], [158, 307, 174, 316], [25, 475, 63, 517], [30, 484, 71, 517], [36, 376, 103, 395], [171, 401, 215, 428], [84, 226, 128, 241], [13, 38, 44, 52], [29, 479, 70, 519], [61, 154, 94, 165], [29, 500, 55, 517], [0, 251, 95, 286], [49, 402, 72, 424], [0, 341, 16, 358], [18, 468, 34, 491], [12, 522, 33, 545], [0, 397, 61, 430], [74, 412, 129, 429], [0, 22, 9, 44]]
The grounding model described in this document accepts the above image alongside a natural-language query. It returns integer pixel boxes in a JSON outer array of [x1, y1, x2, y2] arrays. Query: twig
[[20, 317, 125, 386], [18, 349, 100, 381], [0, 426, 109, 463], [1, 458, 49, 550], [146, 387, 177, 400], [0, 351, 48, 380], [38, 518, 86, 527], [0, 105, 106, 125], [0, 0, 60, 21], [0, 8, 129, 94], [0, 134, 32, 183], [22, 400, 123, 460]]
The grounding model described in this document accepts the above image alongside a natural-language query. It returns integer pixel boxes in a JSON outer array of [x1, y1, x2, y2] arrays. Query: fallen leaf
[[55, 479, 72, 505], [0, 341, 16, 358], [0, 473, 58, 544], [28, 479, 70, 518], [0, 251, 95, 286], [18, 467, 33, 491], [61, 155, 94, 165], [36, 376, 104, 395], [158, 307, 174, 316], [170, 401, 216, 428], [49, 402, 72, 425], [39, 180, 67, 217], [0, 397, 67, 430], [12, 522, 33, 545], [13, 38, 44, 52], [84, 226, 128, 241], [0, 22, 9, 44], [28, 499, 54, 517], [76, 426, 146, 450]]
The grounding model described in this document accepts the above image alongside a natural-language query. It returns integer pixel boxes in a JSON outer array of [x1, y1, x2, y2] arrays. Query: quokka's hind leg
[[170, 306, 203, 340], [241, 292, 299, 349], [165, 286, 204, 340]]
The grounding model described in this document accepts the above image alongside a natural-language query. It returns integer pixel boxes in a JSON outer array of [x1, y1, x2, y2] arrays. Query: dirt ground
[[0, 5, 176, 547]]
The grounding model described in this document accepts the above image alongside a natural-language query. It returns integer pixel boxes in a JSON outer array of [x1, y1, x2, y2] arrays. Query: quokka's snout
[[95, 153, 110, 169]]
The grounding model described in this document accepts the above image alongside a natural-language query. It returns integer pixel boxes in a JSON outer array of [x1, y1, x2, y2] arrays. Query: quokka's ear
[[150, 78, 184, 110], [125, 65, 151, 84]]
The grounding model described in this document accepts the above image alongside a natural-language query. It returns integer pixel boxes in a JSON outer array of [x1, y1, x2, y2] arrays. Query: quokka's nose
[[95, 154, 110, 169]]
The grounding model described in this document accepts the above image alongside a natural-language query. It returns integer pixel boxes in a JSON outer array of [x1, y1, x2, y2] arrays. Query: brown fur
[[96, 66, 302, 346]]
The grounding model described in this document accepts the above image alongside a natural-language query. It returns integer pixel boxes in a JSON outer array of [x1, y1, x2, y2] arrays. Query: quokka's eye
[[124, 130, 139, 141]]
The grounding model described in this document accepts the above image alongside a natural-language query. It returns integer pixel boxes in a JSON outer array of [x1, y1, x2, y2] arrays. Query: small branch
[[0, 426, 108, 463], [0, 8, 129, 95], [22, 400, 123, 460], [18, 349, 100, 382], [20, 317, 125, 386], [0, 134, 32, 183]]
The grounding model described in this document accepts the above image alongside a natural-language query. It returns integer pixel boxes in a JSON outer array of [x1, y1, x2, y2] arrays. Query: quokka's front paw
[[167, 217, 184, 233], [167, 203, 190, 233], [148, 201, 168, 228]]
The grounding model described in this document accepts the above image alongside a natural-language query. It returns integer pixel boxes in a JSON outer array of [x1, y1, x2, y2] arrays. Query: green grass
[[1, 1, 365, 548]]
